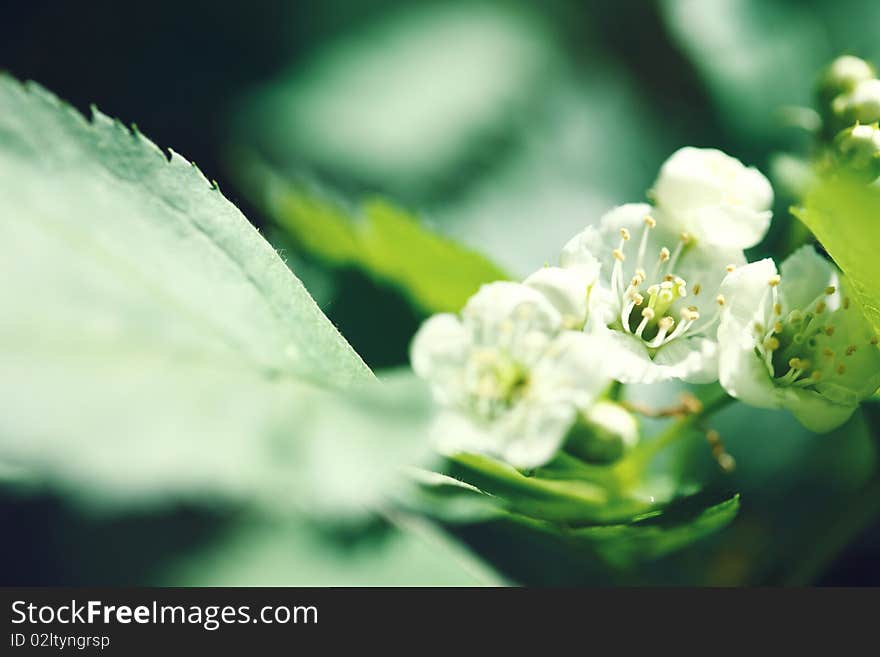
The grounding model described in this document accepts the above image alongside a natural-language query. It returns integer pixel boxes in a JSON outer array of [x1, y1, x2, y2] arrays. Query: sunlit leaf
[[246, 167, 509, 314], [793, 176, 880, 337], [0, 75, 430, 515]]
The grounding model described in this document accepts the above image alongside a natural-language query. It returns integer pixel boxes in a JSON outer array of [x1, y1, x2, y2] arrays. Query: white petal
[[652, 337, 719, 384], [524, 266, 592, 329], [429, 411, 499, 458], [560, 225, 605, 270], [719, 258, 777, 326], [530, 331, 610, 404], [410, 313, 468, 380], [496, 400, 578, 469], [778, 245, 835, 312], [462, 281, 561, 339], [653, 147, 773, 249]]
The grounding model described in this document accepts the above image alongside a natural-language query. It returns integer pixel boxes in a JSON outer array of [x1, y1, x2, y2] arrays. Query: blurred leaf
[[247, 167, 509, 314], [162, 512, 506, 586], [793, 177, 880, 336], [661, 0, 827, 142], [0, 76, 431, 516], [232, 3, 559, 197]]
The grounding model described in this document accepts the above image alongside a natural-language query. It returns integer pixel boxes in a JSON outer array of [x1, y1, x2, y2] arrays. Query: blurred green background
[[2, 0, 879, 585]]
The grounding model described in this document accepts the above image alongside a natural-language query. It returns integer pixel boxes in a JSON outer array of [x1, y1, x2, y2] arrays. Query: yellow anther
[[644, 215, 656, 228], [815, 301, 827, 314], [715, 294, 725, 306], [681, 307, 700, 321], [631, 293, 644, 305], [658, 316, 675, 330], [612, 248, 625, 262], [664, 274, 675, 282], [726, 264, 737, 273], [773, 321, 783, 334], [768, 275, 781, 287], [822, 348, 835, 358], [754, 322, 764, 334], [635, 268, 646, 279], [764, 337, 780, 351], [844, 297, 851, 309], [642, 307, 655, 320], [824, 326, 836, 336], [846, 345, 857, 356], [811, 371, 822, 382], [620, 228, 631, 240], [773, 303, 782, 316], [659, 247, 670, 262], [680, 232, 692, 243], [789, 357, 801, 369], [825, 286, 836, 295]]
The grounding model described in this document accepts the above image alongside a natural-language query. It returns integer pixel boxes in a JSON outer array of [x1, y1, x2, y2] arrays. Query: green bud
[[833, 122, 880, 181], [563, 401, 638, 465], [832, 79, 880, 127], [819, 55, 875, 103]]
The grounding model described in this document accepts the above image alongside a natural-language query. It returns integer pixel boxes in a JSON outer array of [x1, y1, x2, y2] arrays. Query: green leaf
[[793, 177, 880, 337], [563, 494, 740, 568], [247, 166, 509, 314], [160, 512, 506, 586], [0, 75, 429, 515], [446, 453, 658, 525]]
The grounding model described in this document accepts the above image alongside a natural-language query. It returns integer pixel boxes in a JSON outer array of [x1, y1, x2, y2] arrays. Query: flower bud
[[832, 78, 880, 127], [563, 401, 638, 464], [833, 122, 880, 181], [818, 55, 875, 107]]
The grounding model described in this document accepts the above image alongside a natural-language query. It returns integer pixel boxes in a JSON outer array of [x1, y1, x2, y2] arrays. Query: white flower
[[717, 246, 880, 433], [561, 203, 745, 384], [652, 147, 774, 249], [410, 281, 609, 468]]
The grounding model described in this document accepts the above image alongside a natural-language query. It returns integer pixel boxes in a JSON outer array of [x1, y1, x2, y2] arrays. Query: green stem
[[618, 390, 735, 483]]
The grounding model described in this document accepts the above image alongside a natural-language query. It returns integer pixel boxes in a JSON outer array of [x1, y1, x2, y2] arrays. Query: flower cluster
[[411, 147, 880, 468]]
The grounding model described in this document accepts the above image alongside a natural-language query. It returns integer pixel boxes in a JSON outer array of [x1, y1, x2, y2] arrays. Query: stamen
[[773, 321, 783, 334], [846, 345, 857, 356], [612, 249, 625, 262], [815, 301, 827, 314], [620, 228, 631, 241], [824, 326, 835, 336], [825, 286, 836, 295], [844, 297, 851, 310], [716, 294, 725, 306], [693, 283, 702, 296], [647, 316, 675, 348], [635, 307, 655, 338], [764, 337, 780, 351], [726, 264, 737, 273], [636, 218, 654, 270], [773, 303, 782, 315], [768, 275, 781, 287]]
